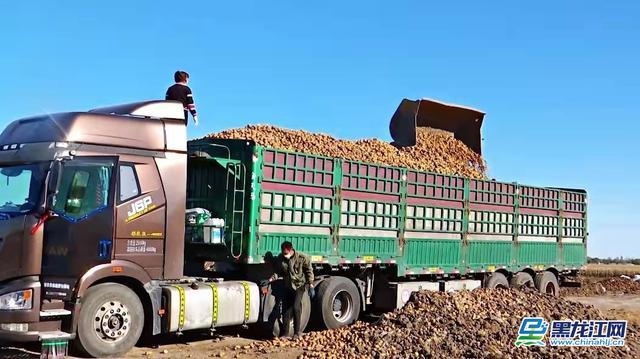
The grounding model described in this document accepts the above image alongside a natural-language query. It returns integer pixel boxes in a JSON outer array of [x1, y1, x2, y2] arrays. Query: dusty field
[[584, 263, 640, 277]]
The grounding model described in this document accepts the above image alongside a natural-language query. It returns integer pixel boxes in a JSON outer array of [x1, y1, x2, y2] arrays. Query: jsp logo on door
[[126, 196, 155, 222]]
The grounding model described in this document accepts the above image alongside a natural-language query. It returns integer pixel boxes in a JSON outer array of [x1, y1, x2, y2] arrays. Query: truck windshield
[[0, 163, 49, 217]]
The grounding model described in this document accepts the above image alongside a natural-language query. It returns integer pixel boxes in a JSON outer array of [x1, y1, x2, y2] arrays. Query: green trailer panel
[[563, 243, 587, 267], [404, 239, 462, 269], [466, 241, 513, 268], [258, 233, 332, 257], [517, 242, 559, 267], [338, 236, 397, 259]]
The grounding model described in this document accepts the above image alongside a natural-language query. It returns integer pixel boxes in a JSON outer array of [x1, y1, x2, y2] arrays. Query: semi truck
[[0, 99, 587, 357]]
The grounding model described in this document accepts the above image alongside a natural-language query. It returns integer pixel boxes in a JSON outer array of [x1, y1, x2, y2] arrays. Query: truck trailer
[[0, 100, 587, 357]]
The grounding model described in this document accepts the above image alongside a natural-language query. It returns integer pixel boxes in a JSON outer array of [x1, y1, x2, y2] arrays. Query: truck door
[[113, 160, 166, 279], [41, 157, 117, 300]]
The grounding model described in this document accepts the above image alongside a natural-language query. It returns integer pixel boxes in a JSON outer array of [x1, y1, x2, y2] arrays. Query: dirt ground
[[0, 326, 299, 359], [566, 295, 640, 326], [124, 329, 302, 359], [1, 293, 638, 358]]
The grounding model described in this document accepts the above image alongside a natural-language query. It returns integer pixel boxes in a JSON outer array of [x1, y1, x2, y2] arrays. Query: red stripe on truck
[[519, 207, 558, 216], [562, 211, 584, 219], [469, 203, 514, 213]]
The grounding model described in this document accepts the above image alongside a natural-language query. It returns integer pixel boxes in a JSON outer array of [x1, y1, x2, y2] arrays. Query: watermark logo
[[549, 320, 627, 347], [515, 318, 627, 347], [515, 317, 549, 346]]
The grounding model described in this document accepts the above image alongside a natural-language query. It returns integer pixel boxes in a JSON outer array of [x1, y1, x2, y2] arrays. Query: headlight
[[0, 290, 33, 310]]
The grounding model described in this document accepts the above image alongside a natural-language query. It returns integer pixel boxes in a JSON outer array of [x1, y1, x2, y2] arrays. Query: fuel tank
[[162, 281, 260, 332]]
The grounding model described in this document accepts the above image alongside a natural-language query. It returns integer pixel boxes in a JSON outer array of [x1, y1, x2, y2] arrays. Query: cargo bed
[[187, 138, 587, 277]]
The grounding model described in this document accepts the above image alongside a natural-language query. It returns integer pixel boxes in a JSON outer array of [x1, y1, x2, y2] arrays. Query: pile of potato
[[562, 276, 640, 296], [208, 125, 486, 178], [246, 289, 638, 359]]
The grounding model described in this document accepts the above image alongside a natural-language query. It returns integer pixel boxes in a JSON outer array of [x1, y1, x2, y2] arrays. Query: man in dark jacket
[[270, 241, 314, 338], [166, 70, 199, 125]]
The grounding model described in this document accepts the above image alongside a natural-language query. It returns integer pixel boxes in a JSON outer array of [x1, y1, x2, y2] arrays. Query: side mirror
[[44, 194, 55, 213], [45, 160, 63, 210], [0, 168, 23, 177]]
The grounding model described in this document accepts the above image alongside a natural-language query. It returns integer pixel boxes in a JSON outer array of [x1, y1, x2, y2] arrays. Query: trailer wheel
[[534, 271, 559, 297], [483, 272, 509, 289], [510, 272, 535, 289], [314, 276, 361, 329], [261, 280, 310, 338], [73, 283, 144, 358]]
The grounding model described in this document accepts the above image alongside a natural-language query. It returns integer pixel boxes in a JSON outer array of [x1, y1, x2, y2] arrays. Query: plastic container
[[40, 338, 68, 359]]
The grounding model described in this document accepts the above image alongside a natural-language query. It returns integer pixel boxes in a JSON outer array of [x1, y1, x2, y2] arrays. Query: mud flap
[[145, 283, 163, 335]]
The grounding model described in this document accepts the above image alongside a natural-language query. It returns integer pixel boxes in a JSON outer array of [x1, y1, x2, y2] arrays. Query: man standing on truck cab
[[166, 70, 199, 126], [270, 241, 314, 338]]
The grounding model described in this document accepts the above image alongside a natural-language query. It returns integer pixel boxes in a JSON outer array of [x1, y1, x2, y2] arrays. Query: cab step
[[40, 309, 72, 317]]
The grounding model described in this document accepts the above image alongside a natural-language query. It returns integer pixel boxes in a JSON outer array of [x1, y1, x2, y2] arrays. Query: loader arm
[[389, 98, 485, 155]]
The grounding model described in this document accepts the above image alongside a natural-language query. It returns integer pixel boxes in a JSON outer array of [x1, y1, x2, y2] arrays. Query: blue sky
[[1, 1, 638, 257]]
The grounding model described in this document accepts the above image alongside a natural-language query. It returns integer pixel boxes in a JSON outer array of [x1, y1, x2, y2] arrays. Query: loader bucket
[[389, 98, 485, 155]]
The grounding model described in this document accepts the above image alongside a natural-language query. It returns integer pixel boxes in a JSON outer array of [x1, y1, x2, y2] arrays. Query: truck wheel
[[314, 276, 361, 329], [310, 279, 329, 326], [261, 280, 310, 338], [510, 272, 534, 289], [534, 271, 559, 297], [483, 272, 509, 289], [73, 283, 144, 358]]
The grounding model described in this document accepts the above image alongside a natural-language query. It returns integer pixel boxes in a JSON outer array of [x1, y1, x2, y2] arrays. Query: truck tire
[[72, 283, 144, 358], [310, 279, 329, 326], [534, 271, 559, 297], [510, 272, 535, 289], [261, 280, 310, 338], [483, 272, 509, 289], [314, 276, 361, 329]]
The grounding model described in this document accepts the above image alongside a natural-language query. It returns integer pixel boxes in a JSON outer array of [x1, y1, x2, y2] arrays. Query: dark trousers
[[281, 286, 305, 336]]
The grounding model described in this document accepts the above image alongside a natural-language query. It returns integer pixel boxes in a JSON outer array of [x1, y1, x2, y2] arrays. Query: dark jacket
[[274, 251, 314, 290], [165, 83, 197, 120]]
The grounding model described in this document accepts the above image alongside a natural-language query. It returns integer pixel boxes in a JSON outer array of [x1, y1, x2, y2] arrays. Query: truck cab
[[0, 101, 190, 353]]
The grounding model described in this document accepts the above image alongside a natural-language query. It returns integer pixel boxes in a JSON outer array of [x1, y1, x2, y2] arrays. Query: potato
[[207, 126, 486, 179]]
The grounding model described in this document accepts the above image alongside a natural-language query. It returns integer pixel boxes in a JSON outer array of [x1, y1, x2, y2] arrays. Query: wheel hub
[[332, 298, 342, 312], [331, 290, 353, 323], [545, 282, 556, 296], [94, 301, 130, 342]]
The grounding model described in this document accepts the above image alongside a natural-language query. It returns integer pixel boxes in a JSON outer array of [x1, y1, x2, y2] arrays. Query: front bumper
[[0, 277, 66, 342], [0, 321, 62, 342]]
